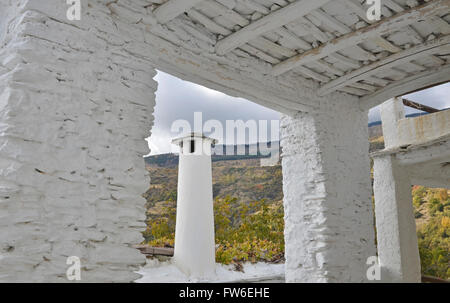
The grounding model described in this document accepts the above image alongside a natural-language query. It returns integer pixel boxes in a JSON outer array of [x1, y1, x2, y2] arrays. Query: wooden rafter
[[271, 0, 450, 76], [383, 0, 404, 13], [309, 8, 351, 35], [330, 52, 361, 69], [295, 66, 330, 83], [275, 27, 312, 50], [371, 36, 402, 53], [365, 76, 389, 86], [187, 9, 232, 35], [154, 0, 204, 24], [318, 35, 450, 96], [403, 99, 440, 113], [215, 0, 332, 55], [199, 1, 249, 27]]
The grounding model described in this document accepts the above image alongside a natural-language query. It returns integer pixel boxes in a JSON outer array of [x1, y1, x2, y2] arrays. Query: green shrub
[[144, 196, 284, 264], [413, 195, 423, 208], [417, 213, 450, 279]]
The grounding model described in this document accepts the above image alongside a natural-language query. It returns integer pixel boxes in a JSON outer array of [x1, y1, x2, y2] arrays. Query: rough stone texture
[[373, 155, 421, 283], [280, 102, 376, 283], [0, 0, 157, 282]]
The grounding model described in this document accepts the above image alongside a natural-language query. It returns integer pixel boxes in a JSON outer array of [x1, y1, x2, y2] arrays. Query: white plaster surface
[[380, 97, 406, 149], [397, 109, 450, 148], [372, 103, 448, 282], [135, 259, 285, 283], [173, 135, 215, 278], [380, 98, 450, 149], [280, 103, 376, 283], [0, 0, 157, 282], [373, 155, 421, 283]]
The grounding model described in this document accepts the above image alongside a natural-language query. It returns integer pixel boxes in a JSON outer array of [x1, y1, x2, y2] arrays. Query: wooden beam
[[295, 66, 330, 83], [360, 63, 450, 110], [350, 82, 377, 92], [154, 0, 204, 24], [318, 35, 450, 96], [383, 0, 405, 13], [429, 54, 446, 65], [309, 8, 351, 35], [272, 0, 450, 76], [241, 0, 270, 14], [187, 9, 232, 35], [135, 245, 174, 257], [275, 27, 312, 50], [199, 1, 249, 27], [365, 76, 390, 86], [249, 37, 297, 58], [338, 86, 368, 96], [240, 44, 280, 64], [313, 59, 345, 76], [215, 0, 332, 55], [330, 52, 361, 69], [429, 16, 450, 34], [297, 16, 331, 43], [402, 98, 440, 113], [371, 36, 402, 53]]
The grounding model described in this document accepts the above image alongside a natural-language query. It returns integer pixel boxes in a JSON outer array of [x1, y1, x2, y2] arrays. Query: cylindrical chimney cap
[[171, 132, 217, 146]]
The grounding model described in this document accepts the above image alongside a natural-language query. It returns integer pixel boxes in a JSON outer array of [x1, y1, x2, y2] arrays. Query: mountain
[[145, 142, 279, 168]]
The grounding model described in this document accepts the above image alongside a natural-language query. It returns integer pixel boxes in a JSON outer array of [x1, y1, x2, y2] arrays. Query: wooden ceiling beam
[[271, 0, 450, 76], [318, 35, 450, 96], [215, 0, 332, 55], [154, 0, 204, 24]]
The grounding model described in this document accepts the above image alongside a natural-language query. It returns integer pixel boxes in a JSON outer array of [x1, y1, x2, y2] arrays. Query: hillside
[[143, 158, 282, 223], [142, 126, 449, 279]]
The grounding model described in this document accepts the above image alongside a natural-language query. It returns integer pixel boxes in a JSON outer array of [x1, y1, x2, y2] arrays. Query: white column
[[0, 1, 156, 282], [281, 106, 376, 282], [373, 154, 421, 282], [172, 133, 216, 278], [380, 97, 405, 149]]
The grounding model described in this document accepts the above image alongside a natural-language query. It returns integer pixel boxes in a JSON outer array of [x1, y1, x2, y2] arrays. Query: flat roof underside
[[132, 0, 450, 110]]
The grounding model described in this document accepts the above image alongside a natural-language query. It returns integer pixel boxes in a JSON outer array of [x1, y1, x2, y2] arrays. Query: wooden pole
[[402, 99, 440, 113]]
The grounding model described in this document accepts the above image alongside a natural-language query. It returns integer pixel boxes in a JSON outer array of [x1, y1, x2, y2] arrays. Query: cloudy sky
[[147, 71, 450, 155]]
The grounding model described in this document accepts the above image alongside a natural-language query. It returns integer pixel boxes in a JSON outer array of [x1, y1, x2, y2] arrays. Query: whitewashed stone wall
[[0, 0, 157, 282], [280, 102, 376, 282]]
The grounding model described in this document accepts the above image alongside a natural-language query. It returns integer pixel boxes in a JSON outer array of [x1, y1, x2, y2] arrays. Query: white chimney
[[171, 133, 217, 278]]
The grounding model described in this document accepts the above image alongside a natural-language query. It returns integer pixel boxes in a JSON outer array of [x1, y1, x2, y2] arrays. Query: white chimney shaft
[[171, 133, 217, 278]]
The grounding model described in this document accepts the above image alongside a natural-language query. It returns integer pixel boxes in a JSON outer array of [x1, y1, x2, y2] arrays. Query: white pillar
[[380, 97, 405, 149], [0, 1, 156, 282], [373, 154, 421, 282], [281, 106, 376, 282], [172, 133, 217, 278]]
